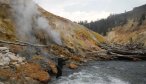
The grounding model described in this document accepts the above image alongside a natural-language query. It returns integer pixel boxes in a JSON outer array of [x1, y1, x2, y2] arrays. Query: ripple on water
[[50, 61, 146, 84], [50, 69, 129, 84]]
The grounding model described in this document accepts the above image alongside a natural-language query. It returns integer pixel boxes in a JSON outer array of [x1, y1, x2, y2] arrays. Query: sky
[[35, 0, 146, 22]]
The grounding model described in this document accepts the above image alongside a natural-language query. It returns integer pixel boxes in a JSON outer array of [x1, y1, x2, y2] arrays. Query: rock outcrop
[[0, 47, 25, 66], [0, 47, 52, 84]]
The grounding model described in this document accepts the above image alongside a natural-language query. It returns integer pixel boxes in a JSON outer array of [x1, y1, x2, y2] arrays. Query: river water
[[50, 61, 146, 84]]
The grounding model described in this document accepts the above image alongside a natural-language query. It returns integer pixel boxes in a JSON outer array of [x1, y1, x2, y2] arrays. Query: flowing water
[[50, 61, 146, 84]]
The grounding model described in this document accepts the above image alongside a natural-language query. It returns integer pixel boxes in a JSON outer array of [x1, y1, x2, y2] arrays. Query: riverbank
[[0, 45, 146, 84], [50, 61, 146, 84]]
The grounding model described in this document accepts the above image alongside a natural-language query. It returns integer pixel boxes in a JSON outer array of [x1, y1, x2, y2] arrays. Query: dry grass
[[38, 5, 105, 52], [0, 4, 16, 41], [16, 63, 50, 82], [107, 19, 146, 45]]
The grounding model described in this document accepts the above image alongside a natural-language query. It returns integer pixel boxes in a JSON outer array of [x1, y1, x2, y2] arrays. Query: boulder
[[0, 47, 25, 66], [68, 63, 78, 69], [0, 53, 10, 66]]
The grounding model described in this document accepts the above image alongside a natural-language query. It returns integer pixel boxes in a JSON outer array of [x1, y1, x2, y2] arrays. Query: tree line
[[78, 4, 146, 35]]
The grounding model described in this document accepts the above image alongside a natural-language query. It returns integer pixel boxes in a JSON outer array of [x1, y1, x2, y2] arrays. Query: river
[[50, 61, 146, 84]]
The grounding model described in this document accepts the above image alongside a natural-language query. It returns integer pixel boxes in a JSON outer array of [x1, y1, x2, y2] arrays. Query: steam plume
[[10, 0, 62, 45]]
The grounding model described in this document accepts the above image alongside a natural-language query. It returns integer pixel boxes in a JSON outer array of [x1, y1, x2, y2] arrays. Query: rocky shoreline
[[0, 44, 85, 84], [1, 41, 146, 83], [0, 47, 49, 84]]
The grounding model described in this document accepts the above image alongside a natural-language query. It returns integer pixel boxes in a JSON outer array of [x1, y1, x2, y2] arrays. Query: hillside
[[79, 4, 146, 35], [107, 4, 146, 45], [78, 4, 146, 45], [0, 0, 105, 83], [0, 0, 105, 53], [39, 8, 105, 53]]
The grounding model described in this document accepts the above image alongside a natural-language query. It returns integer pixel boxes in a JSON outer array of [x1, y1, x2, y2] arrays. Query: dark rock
[[56, 58, 67, 78]]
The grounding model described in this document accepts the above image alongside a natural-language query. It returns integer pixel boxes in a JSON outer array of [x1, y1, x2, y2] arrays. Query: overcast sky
[[35, 0, 146, 22]]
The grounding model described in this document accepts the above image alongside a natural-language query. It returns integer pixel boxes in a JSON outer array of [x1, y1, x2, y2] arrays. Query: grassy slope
[[0, 4, 16, 41], [0, 2, 105, 53], [0, 1, 106, 83], [107, 19, 146, 45], [39, 7, 105, 52]]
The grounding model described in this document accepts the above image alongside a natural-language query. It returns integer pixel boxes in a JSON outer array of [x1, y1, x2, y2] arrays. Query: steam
[[36, 17, 62, 45], [10, 0, 37, 39], [10, 0, 62, 45]]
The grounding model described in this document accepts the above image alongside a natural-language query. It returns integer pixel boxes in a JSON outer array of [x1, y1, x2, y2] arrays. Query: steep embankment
[[0, 0, 105, 83], [107, 19, 146, 45], [0, 0, 105, 53], [107, 4, 146, 45], [40, 8, 105, 53]]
